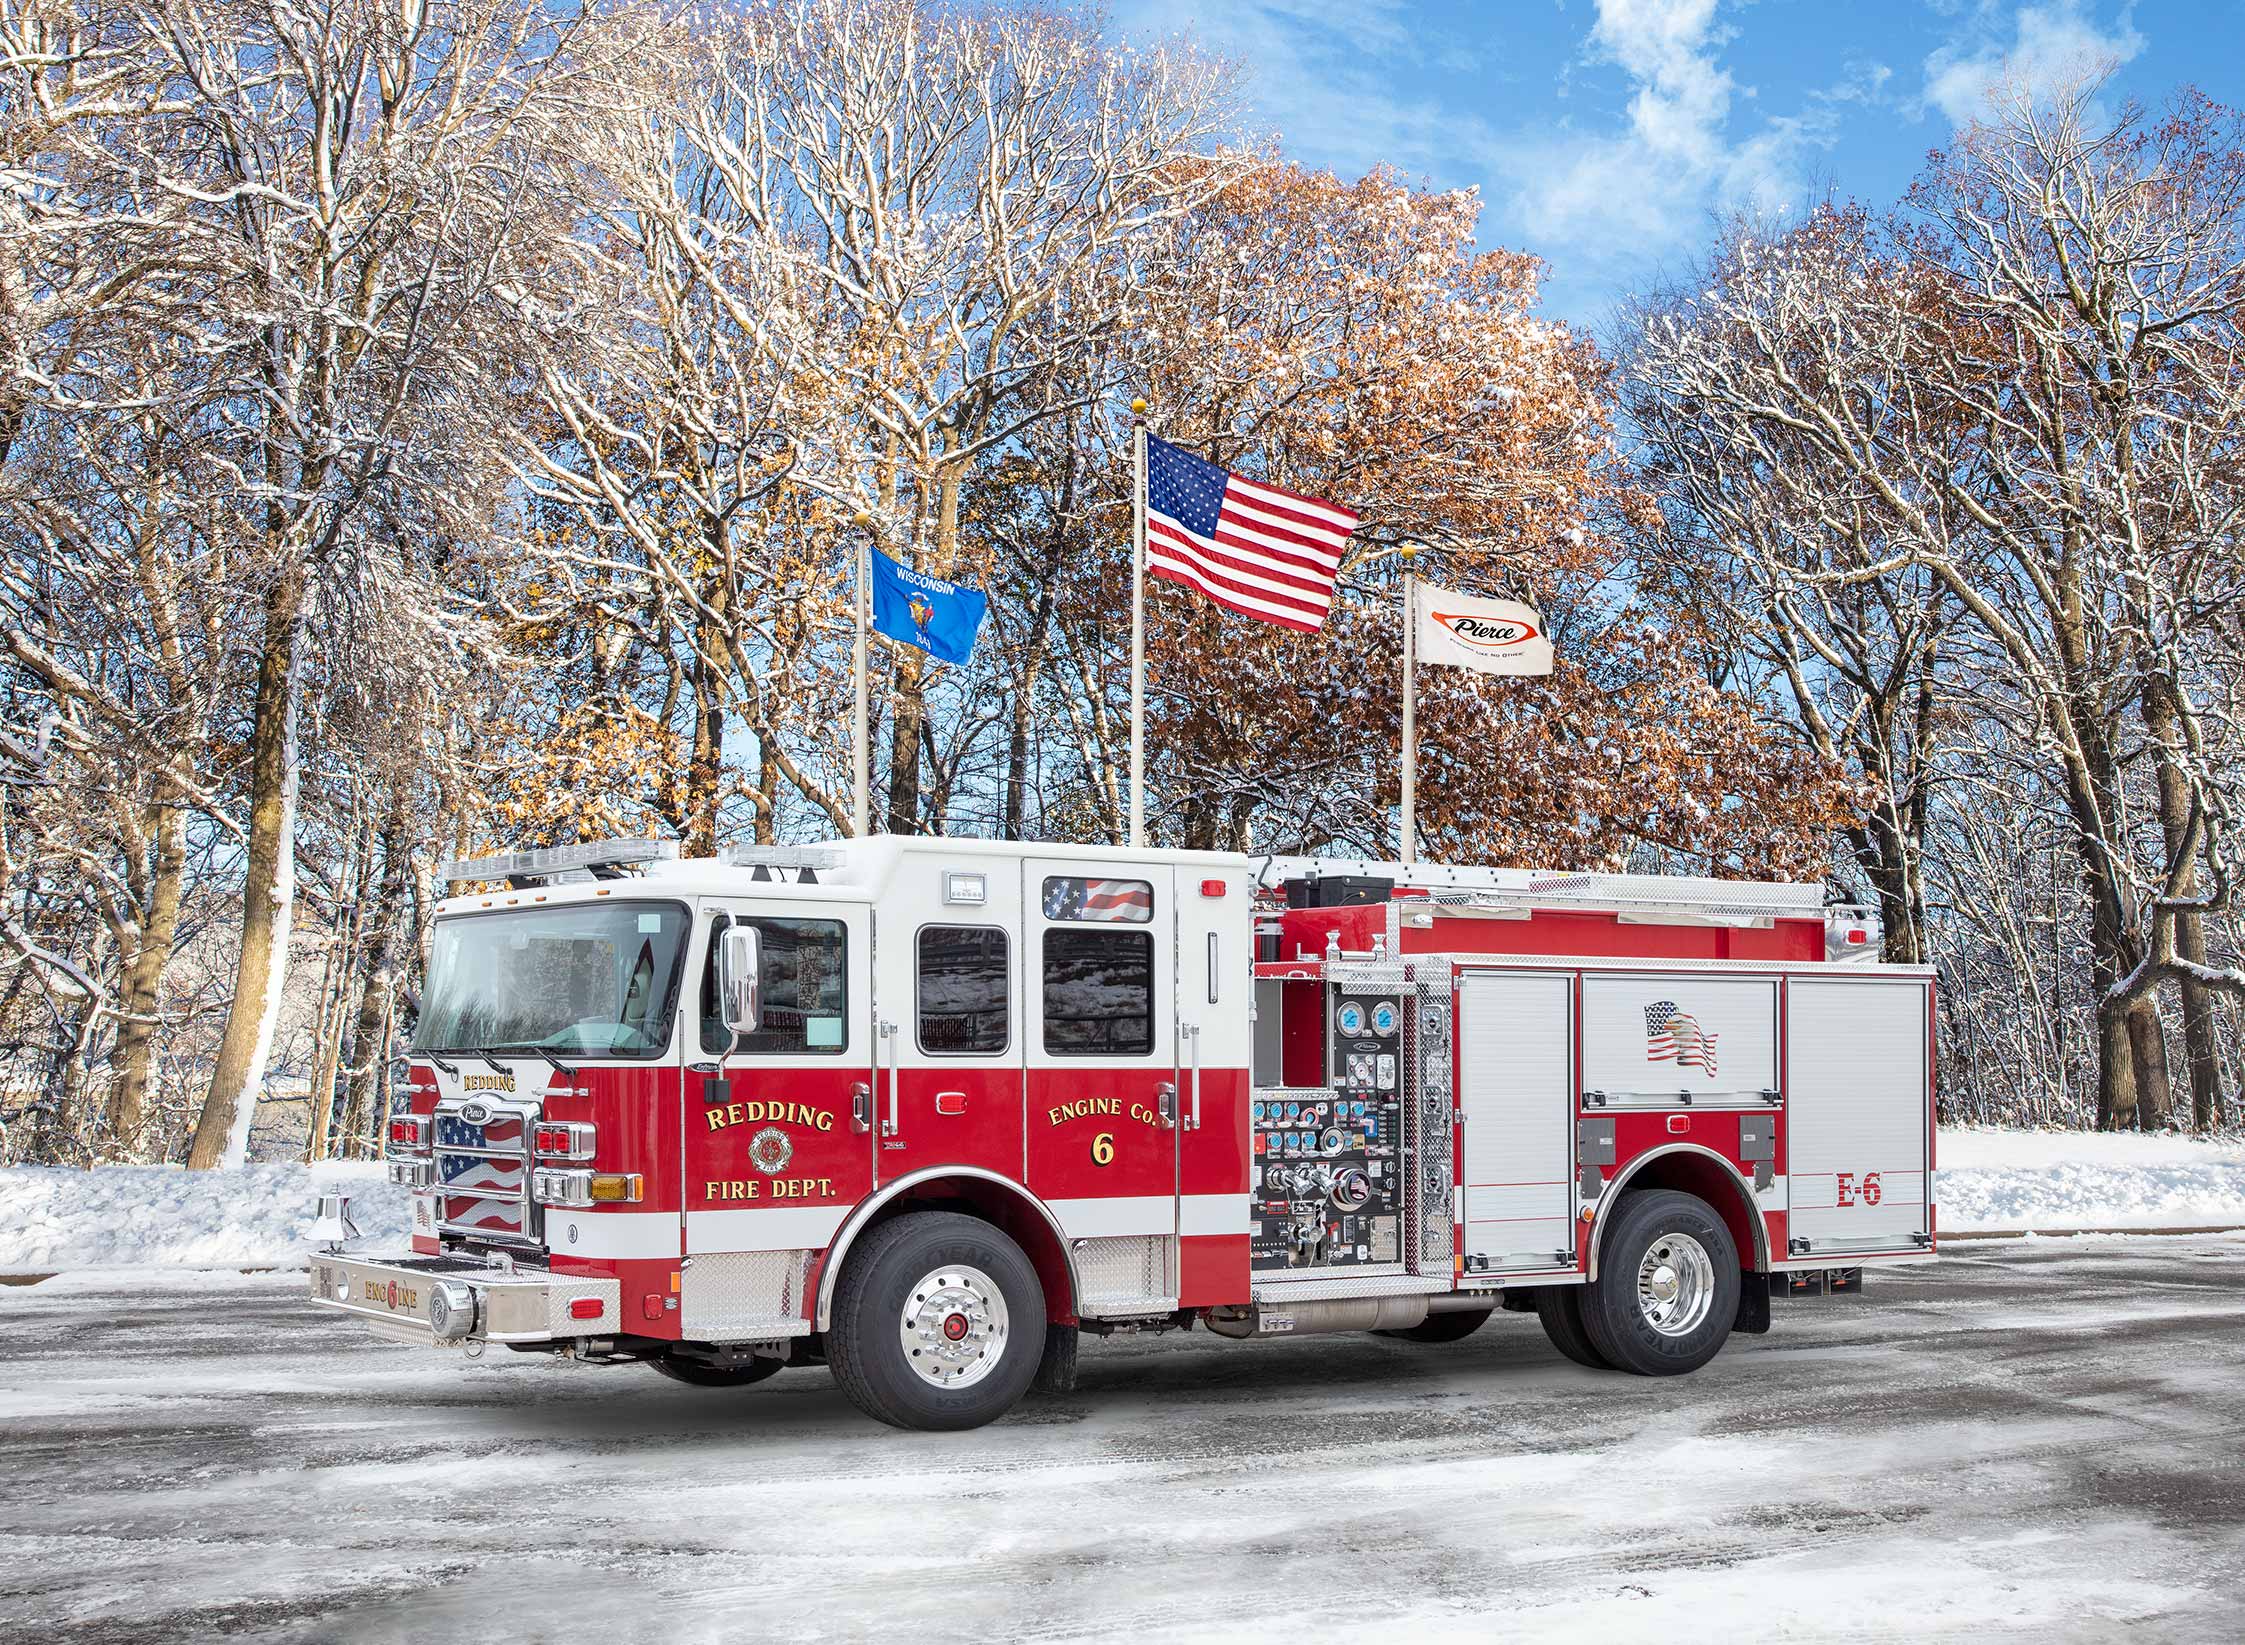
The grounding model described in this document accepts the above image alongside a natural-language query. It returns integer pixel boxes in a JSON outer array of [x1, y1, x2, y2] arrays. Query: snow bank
[[0, 1162, 408, 1273], [1937, 1126, 2245, 1232]]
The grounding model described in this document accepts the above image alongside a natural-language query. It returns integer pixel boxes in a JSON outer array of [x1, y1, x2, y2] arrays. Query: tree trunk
[[339, 817, 408, 1161], [2126, 998, 2174, 1131], [108, 799, 186, 1153], [2143, 672, 2227, 1129], [187, 569, 308, 1170]]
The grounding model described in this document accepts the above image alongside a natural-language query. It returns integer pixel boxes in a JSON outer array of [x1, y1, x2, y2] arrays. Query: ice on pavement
[[4, 1127, 2244, 1271]]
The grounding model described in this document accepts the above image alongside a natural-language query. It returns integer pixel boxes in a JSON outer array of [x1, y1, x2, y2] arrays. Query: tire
[[1579, 1189, 1739, 1376], [647, 1354, 782, 1388], [827, 1211, 1045, 1431], [1376, 1307, 1493, 1343], [1534, 1285, 1612, 1370]]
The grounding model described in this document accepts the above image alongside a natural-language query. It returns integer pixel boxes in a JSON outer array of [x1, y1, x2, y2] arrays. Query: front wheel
[[1580, 1189, 1739, 1376], [827, 1211, 1045, 1430]]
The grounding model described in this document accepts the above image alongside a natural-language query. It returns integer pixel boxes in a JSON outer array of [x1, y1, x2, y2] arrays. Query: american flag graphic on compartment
[[1645, 1000, 1719, 1077], [1042, 876, 1153, 923], [436, 1108, 528, 1236]]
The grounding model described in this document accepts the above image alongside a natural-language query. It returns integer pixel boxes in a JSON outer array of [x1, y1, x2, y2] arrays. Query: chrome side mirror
[[718, 924, 762, 1041]]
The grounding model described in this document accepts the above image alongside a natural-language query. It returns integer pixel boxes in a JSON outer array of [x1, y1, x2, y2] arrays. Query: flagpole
[[1128, 398, 1148, 848], [1400, 542, 1418, 866], [850, 510, 871, 838]]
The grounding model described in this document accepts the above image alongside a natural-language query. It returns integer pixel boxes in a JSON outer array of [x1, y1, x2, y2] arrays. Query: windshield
[[415, 901, 691, 1058]]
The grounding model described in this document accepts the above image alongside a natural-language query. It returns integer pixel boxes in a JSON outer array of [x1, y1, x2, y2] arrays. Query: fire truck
[[307, 836, 1935, 1431]]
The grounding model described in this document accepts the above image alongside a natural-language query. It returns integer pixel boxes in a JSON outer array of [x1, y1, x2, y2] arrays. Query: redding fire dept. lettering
[[704, 1100, 835, 1134], [462, 1072, 514, 1093], [705, 1177, 837, 1202]]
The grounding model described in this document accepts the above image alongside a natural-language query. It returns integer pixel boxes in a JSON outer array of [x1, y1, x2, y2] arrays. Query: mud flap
[[1735, 1276, 1771, 1335], [1031, 1322, 1079, 1395]]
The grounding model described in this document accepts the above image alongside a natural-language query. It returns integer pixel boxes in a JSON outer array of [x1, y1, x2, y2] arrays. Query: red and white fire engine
[[308, 836, 1935, 1430]]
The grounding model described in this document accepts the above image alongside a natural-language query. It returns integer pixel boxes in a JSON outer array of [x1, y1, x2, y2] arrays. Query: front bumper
[[307, 1251, 619, 1345]]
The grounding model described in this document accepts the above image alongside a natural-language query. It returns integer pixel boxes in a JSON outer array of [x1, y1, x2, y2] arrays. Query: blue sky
[[1111, 1, 2241, 333]]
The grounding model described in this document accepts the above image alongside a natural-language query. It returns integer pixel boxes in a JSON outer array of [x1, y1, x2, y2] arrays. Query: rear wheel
[[1534, 1286, 1612, 1369], [1377, 1307, 1493, 1343], [1580, 1189, 1739, 1376], [647, 1354, 782, 1388], [827, 1211, 1044, 1430]]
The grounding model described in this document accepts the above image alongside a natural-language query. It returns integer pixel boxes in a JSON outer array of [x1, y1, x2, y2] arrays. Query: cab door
[[874, 863, 1026, 1184], [682, 899, 874, 1273], [1024, 859, 1178, 1297]]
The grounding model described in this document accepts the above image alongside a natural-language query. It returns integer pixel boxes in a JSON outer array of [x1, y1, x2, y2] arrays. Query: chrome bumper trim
[[306, 1251, 620, 1344]]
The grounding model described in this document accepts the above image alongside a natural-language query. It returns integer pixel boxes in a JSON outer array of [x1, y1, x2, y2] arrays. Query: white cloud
[[1920, 2, 2145, 126], [1115, 0, 1501, 180], [1502, 1, 1866, 272]]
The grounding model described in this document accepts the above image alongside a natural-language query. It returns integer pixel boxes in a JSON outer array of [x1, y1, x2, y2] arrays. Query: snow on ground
[[0, 1161, 407, 1273], [3, 1126, 2243, 1274], [1938, 1127, 2245, 1232]]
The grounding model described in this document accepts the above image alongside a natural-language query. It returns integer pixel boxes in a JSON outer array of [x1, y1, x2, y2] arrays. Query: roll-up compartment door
[[1457, 971, 1576, 1272], [1785, 978, 1930, 1254], [1580, 974, 1777, 1107]]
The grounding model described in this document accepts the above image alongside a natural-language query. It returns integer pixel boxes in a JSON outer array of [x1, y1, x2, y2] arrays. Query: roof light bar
[[437, 838, 678, 887], [719, 845, 846, 871]]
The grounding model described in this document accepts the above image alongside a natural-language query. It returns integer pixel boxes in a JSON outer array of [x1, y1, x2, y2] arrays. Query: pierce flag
[[1412, 581, 1553, 676]]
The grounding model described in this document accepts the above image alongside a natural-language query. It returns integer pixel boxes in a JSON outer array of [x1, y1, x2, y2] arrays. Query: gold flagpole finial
[[1130, 398, 1148, 417]]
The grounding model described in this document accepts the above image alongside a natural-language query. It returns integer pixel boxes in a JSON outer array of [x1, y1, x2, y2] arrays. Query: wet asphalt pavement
[[2, 1235, 2242, 1643]]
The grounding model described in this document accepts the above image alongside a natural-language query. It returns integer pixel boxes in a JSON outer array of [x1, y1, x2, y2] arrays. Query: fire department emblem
[[748, 1126, 793, 1175]]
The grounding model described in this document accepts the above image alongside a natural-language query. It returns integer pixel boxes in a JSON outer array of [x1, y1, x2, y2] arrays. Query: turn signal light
[[588, 1173, 642, 1204]]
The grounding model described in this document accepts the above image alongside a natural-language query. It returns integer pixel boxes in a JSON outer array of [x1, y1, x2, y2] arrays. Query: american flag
[[1144, 433, 1356, 632], [1043, 876, 1152, 922], [1645, 1000, 1719, 1077]]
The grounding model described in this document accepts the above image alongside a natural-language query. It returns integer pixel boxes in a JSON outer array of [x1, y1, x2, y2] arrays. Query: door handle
[[880, 1022, 899, 1136], [850, 1082, 872, 1134], [1155, 1081, 1177, 1129], [1183, 1022, 1202, 1132]]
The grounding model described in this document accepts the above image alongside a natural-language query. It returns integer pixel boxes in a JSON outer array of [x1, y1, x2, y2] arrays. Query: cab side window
[[917, 926, 1009, 1054], [1042, 928, 1154, 1056], [701, 914, 848, 1055]]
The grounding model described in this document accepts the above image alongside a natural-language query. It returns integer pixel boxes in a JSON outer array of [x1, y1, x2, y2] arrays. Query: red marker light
[[1846, 928, 1868, 945], [1200, 878, 1226, 897], [568, 1298, 603, 1321]]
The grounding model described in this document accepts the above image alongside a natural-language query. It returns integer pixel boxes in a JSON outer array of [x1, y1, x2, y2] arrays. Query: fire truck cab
[[309, 836, 1935, 1431]]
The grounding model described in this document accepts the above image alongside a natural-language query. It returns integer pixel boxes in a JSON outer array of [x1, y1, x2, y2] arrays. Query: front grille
[[433, 1098, 542, 1246]]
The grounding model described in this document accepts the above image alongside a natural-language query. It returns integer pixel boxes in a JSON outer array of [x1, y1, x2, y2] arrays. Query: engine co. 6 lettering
[[1045, 1096, 1164, 1130]]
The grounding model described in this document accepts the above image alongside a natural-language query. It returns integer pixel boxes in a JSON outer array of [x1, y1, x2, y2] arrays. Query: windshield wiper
[[486, 1042, 579, 1084]]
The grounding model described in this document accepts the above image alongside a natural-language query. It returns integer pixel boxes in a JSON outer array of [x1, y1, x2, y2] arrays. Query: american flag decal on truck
[[1042, 876, 1153, 922], [1645, 1000, 1719, 1076]]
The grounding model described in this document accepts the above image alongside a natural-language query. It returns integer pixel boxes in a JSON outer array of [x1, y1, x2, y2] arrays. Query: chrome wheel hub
[[1635, 1233, 1715, 1337], [899, 1264, 1009, 1389]]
